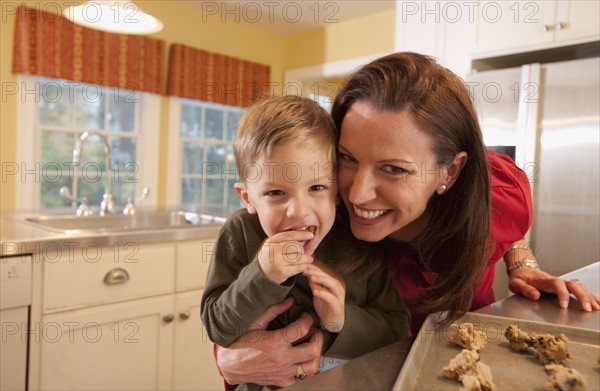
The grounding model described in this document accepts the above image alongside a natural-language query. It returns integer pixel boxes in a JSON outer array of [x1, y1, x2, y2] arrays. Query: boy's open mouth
[[295, 226, 317, 234]]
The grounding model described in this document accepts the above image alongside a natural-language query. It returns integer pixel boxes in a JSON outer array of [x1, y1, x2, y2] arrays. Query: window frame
[[15, 74, 160, 211]]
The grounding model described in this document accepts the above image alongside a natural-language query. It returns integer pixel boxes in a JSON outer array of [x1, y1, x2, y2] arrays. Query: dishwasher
[[1, 254, 32, 391]]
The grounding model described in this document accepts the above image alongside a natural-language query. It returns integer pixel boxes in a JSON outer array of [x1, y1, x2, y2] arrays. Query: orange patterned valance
[[12, 5, 165, 94], [168, 44, 270, 107]]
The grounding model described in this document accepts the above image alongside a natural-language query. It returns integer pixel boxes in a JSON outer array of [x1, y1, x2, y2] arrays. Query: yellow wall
[[0, 1, 395, 212], [287, 9, 395, 68], [0, 0, 19, 212]]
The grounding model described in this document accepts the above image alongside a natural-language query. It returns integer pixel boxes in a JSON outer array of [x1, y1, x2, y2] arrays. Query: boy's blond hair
[[234, 95, 337, 182]]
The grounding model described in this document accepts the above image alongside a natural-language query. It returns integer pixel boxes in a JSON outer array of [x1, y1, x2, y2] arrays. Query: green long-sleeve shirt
[[200, 209, 410, 390]]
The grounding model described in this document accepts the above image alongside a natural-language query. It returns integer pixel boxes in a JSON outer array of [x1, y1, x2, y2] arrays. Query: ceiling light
[[64, 1, 163, 35]]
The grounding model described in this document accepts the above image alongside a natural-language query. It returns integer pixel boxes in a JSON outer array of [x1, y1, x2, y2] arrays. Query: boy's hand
[[257, 231, 315, 284], [303, 260, 346, 333]]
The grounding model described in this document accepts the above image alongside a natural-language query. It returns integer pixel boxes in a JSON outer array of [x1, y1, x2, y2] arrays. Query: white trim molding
[[283, 52, 392, 92], [166, 96, 182, 207]]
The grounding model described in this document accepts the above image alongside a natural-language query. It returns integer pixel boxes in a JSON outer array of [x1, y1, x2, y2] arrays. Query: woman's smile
[[338, 101, 445, 242], [352, 205, 389, 219]]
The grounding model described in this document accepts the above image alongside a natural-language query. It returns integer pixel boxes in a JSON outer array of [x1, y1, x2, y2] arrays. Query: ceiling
[[178, 1, 396, 35]]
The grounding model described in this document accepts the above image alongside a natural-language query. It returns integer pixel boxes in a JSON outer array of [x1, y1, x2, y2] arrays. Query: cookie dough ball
[[543, 364, 587, 391], [504, 325, 536, 352], [443, 349, 480, 380], [461, 361, 495, 391], [533, 333, 571, 365], [451, 323, 488, 351], [442, 349, 496, 391]]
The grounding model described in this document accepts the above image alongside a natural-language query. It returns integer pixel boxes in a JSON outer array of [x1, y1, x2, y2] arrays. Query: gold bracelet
[[507, 259, 539, 273], [507, 244, 530, 252]]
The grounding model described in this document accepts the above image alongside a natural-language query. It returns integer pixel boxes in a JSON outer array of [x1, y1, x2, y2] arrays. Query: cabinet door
[[172, 290, 223, 390], [176, 240, 215, 292], [555, 0, 600, 43], [39, 296, 174, 390], [475, 1, 556, 54]]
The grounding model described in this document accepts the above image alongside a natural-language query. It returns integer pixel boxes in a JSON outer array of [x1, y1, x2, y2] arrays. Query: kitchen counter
[[0, 209, 223, 256], [284, 262, 600, 391]]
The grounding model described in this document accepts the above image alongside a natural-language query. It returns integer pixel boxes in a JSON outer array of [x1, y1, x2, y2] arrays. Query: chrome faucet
[[72, 130, 115, 215]]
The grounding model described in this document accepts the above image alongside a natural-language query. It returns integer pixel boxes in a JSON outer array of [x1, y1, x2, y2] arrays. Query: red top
[[392, 150, 533, 334]]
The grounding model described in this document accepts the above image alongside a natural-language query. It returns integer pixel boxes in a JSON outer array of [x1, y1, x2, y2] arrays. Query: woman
[[216, 52, 600, 388]]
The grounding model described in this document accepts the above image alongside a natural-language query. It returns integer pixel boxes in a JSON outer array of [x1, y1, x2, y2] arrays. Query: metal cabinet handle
[[555, 22, 567, 30], [179, 311, 191, 320], [163, 314, 174, 323], [542, 24, 553, 32], [103, 268, 130, 285]]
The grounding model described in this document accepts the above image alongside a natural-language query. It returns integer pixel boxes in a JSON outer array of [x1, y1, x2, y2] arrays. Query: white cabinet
[[474, 0, 600, 57], [173, 240, 223, 390], [394, 1, 476, 78], [30, 239, 221, 391], [395, 1, 599, 76], [39, 296, 174, 390], [172, 290, 223, 391], [554, 0, 600, 43]]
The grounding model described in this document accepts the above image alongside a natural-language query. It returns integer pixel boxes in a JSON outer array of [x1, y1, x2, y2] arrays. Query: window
[[168, 98, 245, 217], [16, 75, 159, 211]]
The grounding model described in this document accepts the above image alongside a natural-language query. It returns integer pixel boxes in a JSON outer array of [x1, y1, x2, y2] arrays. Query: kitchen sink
[[20, 211, 226, 233]]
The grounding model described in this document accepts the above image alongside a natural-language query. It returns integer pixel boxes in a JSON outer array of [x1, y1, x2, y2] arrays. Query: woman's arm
[[216, 297, 324, 387], [504, 239, 600, 311]]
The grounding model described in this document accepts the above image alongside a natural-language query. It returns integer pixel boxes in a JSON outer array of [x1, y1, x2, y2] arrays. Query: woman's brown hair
[[331, 52, 491, 325]]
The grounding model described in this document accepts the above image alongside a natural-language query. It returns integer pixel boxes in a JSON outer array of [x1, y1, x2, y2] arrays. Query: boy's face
[[235, 140, 337, 256]]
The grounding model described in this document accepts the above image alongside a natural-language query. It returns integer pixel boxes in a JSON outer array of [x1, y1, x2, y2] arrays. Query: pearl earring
[[436, 185, 447, 195]]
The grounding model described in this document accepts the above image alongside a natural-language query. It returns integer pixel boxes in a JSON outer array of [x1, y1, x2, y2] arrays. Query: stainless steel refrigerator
[[466, 56, 600, 298]]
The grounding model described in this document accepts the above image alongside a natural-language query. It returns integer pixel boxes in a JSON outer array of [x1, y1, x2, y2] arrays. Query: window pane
[[182, 143, 204, 174], [205, 178, 226, 216], [224, 145, 238, 181], [206, 144, 225, 165], [181, 178, 202, 211], [75, 86, 105, 129], [206, 178, 225, 204], [40, 173, 72, 208], [226, 110, 243, 141], [180, 105, 201, 138], [77, 175, 105, 207], [77, 134, 108, 171], [38, 80, 71, 127], [205, 108, 224, 140], [227, 182, 242, 215], [108, 92, 137, 132], [112, 176, 137, 206], [41, 131, 74, 167], [111, 137, 137, 171]]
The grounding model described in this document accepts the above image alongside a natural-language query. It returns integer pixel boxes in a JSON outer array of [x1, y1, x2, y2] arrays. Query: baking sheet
[[394, 312, 600, 390]]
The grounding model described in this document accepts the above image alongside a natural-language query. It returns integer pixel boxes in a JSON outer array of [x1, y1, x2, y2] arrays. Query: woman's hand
[[508, 267, 600, 311], [216, 297, 323, 387], [304, 261, 346, 332]]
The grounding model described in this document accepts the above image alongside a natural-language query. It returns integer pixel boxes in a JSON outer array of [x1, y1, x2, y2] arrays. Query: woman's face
[[337, 101, 448, 242]]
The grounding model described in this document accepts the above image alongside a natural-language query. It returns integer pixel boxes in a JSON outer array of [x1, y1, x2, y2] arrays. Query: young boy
[[200, 95, 409, 391]]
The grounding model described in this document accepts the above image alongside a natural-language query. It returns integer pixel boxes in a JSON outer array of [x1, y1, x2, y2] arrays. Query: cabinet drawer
[[176, 240, 215, 292], [43, 243, 175, 312]]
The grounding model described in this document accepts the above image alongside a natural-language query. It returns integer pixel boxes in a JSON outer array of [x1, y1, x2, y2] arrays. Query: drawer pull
[[103, 268, 130, 285], [179, 311, 191, 320], [163, 314, 174, 323]]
